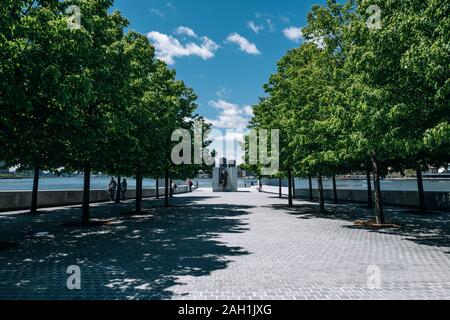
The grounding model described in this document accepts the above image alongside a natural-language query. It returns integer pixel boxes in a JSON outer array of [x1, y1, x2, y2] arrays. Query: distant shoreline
[[336, 176, 450, 181], [1, 176, 450, 181], [0, 176, 24, 180]]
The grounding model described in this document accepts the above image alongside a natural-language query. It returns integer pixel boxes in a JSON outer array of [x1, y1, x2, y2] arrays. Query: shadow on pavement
[[267, 202, 450, 253], [0, 195, 252, 299]]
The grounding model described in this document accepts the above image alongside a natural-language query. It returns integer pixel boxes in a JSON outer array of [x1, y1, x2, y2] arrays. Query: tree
[[1, 0, 87, 214], [257, 41, 347, 212], [97, 31, 156, 212], [142, 61, 201, 207], [299, 0, 358, 213], [1, 0, 205, 223], [344, 0, 449, 220], [249, 0, 449, 221], [62, 0, 129, 225], [400, 0, 450, 210]]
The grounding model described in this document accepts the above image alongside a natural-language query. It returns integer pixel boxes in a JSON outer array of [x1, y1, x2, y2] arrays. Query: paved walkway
[[1, 188, 450, 300]]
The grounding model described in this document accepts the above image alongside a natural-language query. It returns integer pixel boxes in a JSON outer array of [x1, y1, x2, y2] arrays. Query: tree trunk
[[371, 152, 385, 224], [416, 166, 426, 212], [169, 178, 173, 198], [135, 166, 143, 213], [332, 174, 338, 204], [30, 164, 40, 214], [308, 175, 313, 201], [115, 176, 121, 203], [318, 174, 325, 213], [366, 169, 373, 208], [82, 162, 91, 226], [278, 177, 282, 198], [292, 177, 296, 199], [164, 170, 169, 206], [287, 169, 293, 207], [156, 177, 160, 199]]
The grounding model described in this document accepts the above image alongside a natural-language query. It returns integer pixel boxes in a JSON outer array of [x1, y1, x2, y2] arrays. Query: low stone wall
[[294, 189, 450, 211], [0, 186, 190, 212], [262, 179, 450, 211]]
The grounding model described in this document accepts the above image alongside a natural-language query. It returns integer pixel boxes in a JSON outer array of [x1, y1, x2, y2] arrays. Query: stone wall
[[262, 179, 450, 211], [0, 186, 190, 212]]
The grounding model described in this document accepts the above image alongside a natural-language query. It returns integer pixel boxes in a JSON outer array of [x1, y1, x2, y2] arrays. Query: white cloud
[[205, 100, 254, 164], [207, 100, 252, 129], [283, 26, 325, 48], [310, 35, 325, 48], [279, 15, 290, 24], [247, 21, 264, 34], [250, 14, 276, 33], [175, 26, 197, 38], [266, 19, 275, 32], [283, 26, 303, 42], [226, 33, 261, 55], [147, 29, 219, 65], [243, 105, 254, 117], [219, 131, 245, 143], [150, 9, 164, 18], [206, 129, 247, 164], [215, 86, 232, 98]]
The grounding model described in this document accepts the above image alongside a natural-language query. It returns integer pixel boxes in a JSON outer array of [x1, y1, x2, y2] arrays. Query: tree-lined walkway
[[1, 189, 450, 300]]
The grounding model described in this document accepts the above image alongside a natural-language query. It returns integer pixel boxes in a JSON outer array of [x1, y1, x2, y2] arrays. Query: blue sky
[[112, 0, 325, 160]]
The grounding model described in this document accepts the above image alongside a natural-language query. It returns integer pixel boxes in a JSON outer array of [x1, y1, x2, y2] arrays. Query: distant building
[[424, 165, 450, 177]]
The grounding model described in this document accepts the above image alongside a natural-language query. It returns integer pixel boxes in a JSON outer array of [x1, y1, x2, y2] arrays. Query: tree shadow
[[0, 241, 17, 250], [267, 202, 450, 252], [0, 196, 252, 299]]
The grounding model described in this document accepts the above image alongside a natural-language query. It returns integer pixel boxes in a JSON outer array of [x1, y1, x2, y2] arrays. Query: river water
[[0, 177, 449, 192]]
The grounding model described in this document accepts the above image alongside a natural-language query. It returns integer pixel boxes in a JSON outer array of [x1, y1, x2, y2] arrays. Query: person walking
[[188, 179, 194, 192], [108, 178, 117, 201], [171, 181, 178, 197], [120, 178, 128, 200], [258, 180, 263, 192]]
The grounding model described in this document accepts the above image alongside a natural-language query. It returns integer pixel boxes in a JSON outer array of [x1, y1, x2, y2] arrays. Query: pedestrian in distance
[[108, 178, 117, 201], [171, 181, 178, 196], [120, 178, 128, 200]]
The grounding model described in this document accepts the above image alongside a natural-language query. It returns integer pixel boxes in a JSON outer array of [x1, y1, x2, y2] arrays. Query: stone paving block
[[0, 189, 450, 299]]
